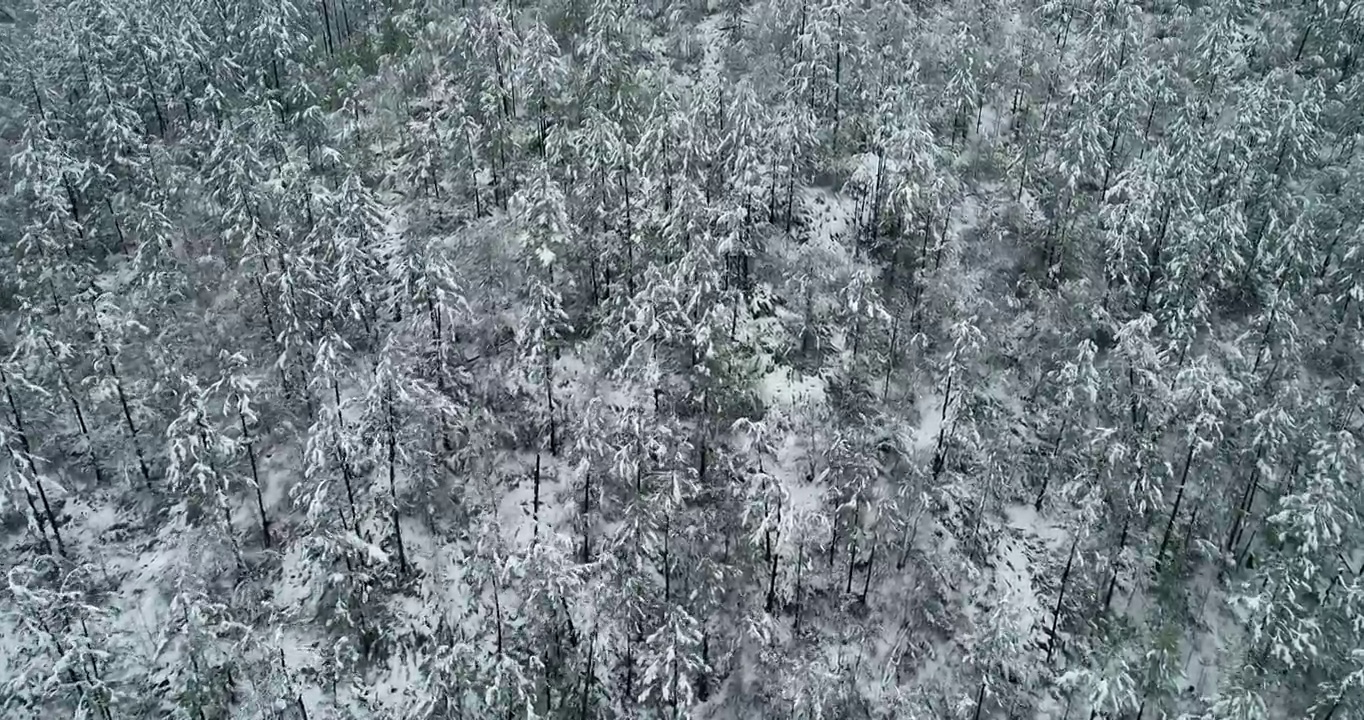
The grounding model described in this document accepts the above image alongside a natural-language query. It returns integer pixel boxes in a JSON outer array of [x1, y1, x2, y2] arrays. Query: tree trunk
[[828, 510, 840, 568], [533, 452, 542, 543], [623, 632, 635, 710], [845, 540, 856, 594], [491, 567, 505, 656], [622, 149, 636, 297], [882, 311, 900, 401], [831, 14, 842, 150], [21, 488, 52, 555], [1102, 515, 1129, 614], [859, 540, 876, 603], [467, 132, 483, 217], [580, 632, 594, 720], [1035, 416, 1069, 512], [238, 411, 270, 548], [661, 513, 671, 605], [98, 333, 153, 489], [1099, 120, 1121, 195], [2, 365, 65, 557], [1155, 440, 1197, 574], [338, 0, 352, 40], [582, 469, 592, 563], [1226, 444, 1263, 553], [545, 358, 558, 456], [319, 0, 335, 55], [933, 369, 956, 480], [1134, 201, 1167, 315], [898, 504, 924, 570], [138, 48, 167, 137], [196, 424, 243, 566], [971, 680, 987, 720], [765, 530, 780, 614], [387, 391, 408, 575], [1047, 534, 1080, 662], [869, 150, 885, 248], [1294, 8, 1318, 63], [1253, 274, 1290, 375], [42, 336, 105, 486], [332, 379, 361, 536]]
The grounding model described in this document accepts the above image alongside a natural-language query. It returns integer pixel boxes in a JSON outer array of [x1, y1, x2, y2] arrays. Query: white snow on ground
[[258, 443, 297, 514], [946, 194, 983, 246], [974, 103, 1006, 140], [756, 365, 826, 413], [766, 431, 827, 536], [1183, 564, 1228, 699], [367, 645, 424, 715], [496, 452, 572, 552], [105, 515, 198, 665], [990, 526, 1042, 636], [0, 614, 19, 682], [910, 391, 946, 456], [798, 187, 858, 253], [274, 542, 318, 613], [63, 496, 122, 554], [496, 452, 539, 548], [398, 514, 438, 577], [1005, 503, 1069, 551], [981, 503, 1075, 660], [274, 628, 327, 716]]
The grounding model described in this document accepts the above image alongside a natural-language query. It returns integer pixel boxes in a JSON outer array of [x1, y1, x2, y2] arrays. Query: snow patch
[[1005, 503, 1069, 551], [911, 391, 946, 456], [757, 366, 826, 413]]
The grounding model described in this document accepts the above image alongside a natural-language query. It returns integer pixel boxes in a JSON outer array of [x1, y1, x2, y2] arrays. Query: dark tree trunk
[[533, 452, 542, 543], [545, 359, 558, 456], [491, 570, 505, 656], [42, 336, 105, 486], [138, 48, 167, 137], [882, 312, 900, 401], [933, 369, 956, 480], [828, 510, 840, 568], [580, 632, 595, 720], [845, 539, 856, 594], [1035, 416, 1069, 512], [622, 149, 636, 297], [238, 411, 270, 548], [623, 633, 635, 709], [21, 489, 52, 555], [582, 469, 592, 563], [859, 540, 876, 603], [661, 513, 671, 605], [1226, 444, 1264, 553], [332, 379, 361, 536], [319, 0, 335, 55], [1102, 515, 1130, 613], [2, 365, 65, 557], [98, 332, 153, 490], [387, 390, 409, 575], [1099, 120, 1121, 195], [1047, 534, 1080, 662], [1156, 440, 1197, 574], [831, 14, 843, 149], [765, 530, 780, 613]]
